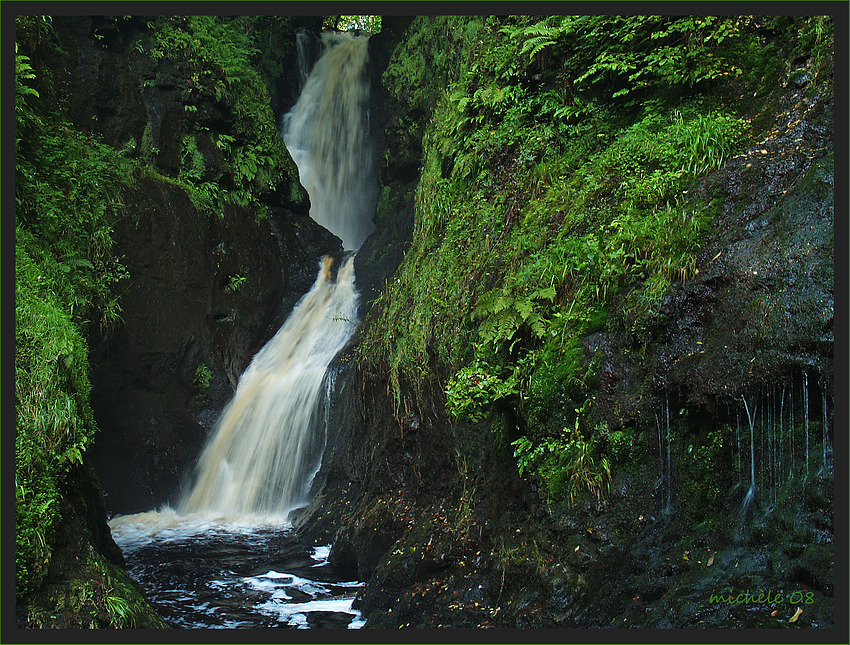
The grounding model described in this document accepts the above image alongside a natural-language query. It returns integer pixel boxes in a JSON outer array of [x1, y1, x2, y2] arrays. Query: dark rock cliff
[[293, 36, 836, 630], [42, 16, 344, 515], [89, 178, 339, 514]]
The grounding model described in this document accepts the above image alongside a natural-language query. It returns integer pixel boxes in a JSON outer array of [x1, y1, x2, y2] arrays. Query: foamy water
[[109, 508, 364, 629]]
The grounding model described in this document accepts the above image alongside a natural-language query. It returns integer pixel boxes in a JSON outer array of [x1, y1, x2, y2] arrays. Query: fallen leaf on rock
[[789, 607, 803, 623], [707, 553, 715, 567]]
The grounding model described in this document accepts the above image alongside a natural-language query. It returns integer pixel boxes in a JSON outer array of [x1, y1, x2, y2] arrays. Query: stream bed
[[109, 510, 364, 629]]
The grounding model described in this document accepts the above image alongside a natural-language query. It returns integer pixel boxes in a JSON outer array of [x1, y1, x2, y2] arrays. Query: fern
[[520, 34, 556, 59], [473, 286, 555, 348]]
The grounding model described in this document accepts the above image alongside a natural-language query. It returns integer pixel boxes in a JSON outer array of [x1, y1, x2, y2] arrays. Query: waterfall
[[179, 32, 376, 521], [179, 257, 358, 518], [282, 34, 377, 250]]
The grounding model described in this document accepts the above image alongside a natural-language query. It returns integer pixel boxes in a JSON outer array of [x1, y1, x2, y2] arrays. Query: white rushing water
[[179, 255, 359, 519], [109, 512, 364, 629], [176, 32, 376, 523], [282, 33, 376, 250]]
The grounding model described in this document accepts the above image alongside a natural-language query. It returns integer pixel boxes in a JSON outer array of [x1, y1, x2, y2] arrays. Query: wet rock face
[[37, 15, 343, 516], [588, 81, 835, 429], [658, 84, 834, 406], [295, 61, 835, 628], [89, 178, 341, 516]]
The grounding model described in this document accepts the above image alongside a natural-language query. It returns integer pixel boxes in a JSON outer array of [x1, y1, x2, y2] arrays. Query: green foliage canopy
[[362, 13, 829, 504]]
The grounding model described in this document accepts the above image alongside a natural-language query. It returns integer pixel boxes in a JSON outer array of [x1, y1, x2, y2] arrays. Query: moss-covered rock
[[14, 13, 343, 628], [300, 14, 835, 630]]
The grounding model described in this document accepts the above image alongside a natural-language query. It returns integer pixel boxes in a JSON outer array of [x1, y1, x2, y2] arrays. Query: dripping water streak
[[303, 367, 339, 494], [766, 386, 773, 505], [734, 405, 741, 484], [759, 385, 765, 502], [788, 380, 794, 478], [803, 371, 810, 478], [740, 394, 757, 520], [780, 383, 786, 484], [822, 390, 829, 471], [655, 411, 664, 491]]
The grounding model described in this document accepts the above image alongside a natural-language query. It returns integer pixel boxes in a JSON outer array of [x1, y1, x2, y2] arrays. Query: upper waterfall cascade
[[282, 34, 377, 251]]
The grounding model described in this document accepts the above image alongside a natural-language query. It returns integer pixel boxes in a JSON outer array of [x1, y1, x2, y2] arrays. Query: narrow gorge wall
[[294, 15, 837, 630], [37, 16, 347, 516], [13, 18, 345, 628], [88, 178, 340, 514]]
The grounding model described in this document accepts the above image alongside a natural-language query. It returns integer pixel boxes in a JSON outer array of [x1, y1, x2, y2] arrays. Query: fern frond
[[520, 35, 556, 59]]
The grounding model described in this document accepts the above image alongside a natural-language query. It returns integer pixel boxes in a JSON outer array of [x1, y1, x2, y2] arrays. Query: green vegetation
[[323, 15, 382, 33], [141, 15, 303, 215], [513, 411, 612, 506], [681, 425, 727, 530], [15, 20, 133, 602], [361, 14, 831, 507], [194, 364, 213, 389], [225, 269, 248, 293], [14, 13, 303, 624], [24, 543, 166, 628]]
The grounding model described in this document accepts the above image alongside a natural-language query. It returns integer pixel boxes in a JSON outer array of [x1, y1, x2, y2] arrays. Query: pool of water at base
[[109, 510, 365, 629]]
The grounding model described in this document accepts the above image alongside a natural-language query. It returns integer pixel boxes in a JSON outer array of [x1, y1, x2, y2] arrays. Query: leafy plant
[[102, 592, 137, 627], [672, 110, 744, 176], [193, 364, 213, 389], [445, 347, 532, 422], [473, 285, 555, 349], [180, 134, 206, 182], [16, 244, 96, 596], [225, 271, 248, 293], [503, 15, 748, 104], [513, 412, 612, 506], [15, 43, 40, 137]]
